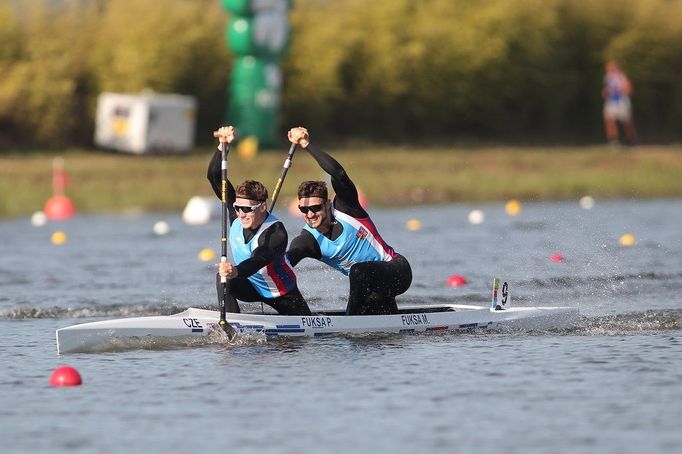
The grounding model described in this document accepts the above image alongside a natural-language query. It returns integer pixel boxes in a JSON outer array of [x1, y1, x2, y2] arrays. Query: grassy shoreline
[[2, 144, 682, 219]]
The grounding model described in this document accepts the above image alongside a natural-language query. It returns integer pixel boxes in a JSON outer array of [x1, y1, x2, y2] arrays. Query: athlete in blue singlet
[[602, 60, 637, 145], [207, 126, 311, 315], [286, 127, 412, 315]]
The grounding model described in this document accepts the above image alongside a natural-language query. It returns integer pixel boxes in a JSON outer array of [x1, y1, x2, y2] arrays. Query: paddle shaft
[[220, 141, 229, 276], [217, 139, 236, 339], [269, 143, 297, 214]]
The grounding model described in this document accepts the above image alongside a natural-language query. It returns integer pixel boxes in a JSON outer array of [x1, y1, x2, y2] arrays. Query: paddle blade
[[219, 319, 237, 340]]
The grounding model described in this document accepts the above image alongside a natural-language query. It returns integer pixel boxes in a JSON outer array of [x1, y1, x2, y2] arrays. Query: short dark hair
[[236, 180, 268, 202], [298, 181, 328, 199]]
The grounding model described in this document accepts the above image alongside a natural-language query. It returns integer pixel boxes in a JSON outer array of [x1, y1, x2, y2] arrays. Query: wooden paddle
[[269, 143, 297, 214]]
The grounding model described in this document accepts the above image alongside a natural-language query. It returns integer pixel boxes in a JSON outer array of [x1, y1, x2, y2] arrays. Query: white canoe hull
[[56, 304, 579, 354]]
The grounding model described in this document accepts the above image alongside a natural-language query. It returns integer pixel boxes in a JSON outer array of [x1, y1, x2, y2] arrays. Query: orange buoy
[[49, 365, 82, 387], [447, 274, 468, 288]]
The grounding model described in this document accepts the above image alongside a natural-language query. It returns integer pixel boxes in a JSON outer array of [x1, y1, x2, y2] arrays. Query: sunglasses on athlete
[[233, 201, 264, 213], [298, 204, 324, 214]]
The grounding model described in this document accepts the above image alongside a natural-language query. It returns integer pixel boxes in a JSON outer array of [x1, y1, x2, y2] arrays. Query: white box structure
[[94, 92, 197, 154]]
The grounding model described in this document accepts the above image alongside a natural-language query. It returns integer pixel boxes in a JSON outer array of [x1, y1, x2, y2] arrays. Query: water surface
[[1, 199, 681, 453]]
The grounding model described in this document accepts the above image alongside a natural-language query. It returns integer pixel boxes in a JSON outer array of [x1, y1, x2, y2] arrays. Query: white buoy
[[183, 196, 218, 225], [153, 221, 170, 236], [31, 211, 47, 227], [468, 209, 484, 225], [579, 196, 595, 210]]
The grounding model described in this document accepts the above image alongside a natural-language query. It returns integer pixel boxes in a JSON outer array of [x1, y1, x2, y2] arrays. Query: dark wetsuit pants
[[346, 255, 412, 315], [216, 274, 311, 316]]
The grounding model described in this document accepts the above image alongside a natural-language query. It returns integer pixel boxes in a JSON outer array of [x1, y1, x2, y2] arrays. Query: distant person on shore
[[285, 127, 412, 315], [207, 126, 311, 315], [602, 60, 637, 146]]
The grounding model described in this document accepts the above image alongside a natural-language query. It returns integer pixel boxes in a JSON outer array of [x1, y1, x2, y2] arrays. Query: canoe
[[56, 303, 579, 354]]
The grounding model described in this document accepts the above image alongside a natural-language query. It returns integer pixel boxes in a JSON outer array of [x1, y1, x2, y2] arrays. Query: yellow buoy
[[238, 136, 259, 160], [51, 231, 67, 245], [198, 247, 216, 262], [505, 199, 522, 216], [406, 219, 422, 231], [619, 234, 636, 247]]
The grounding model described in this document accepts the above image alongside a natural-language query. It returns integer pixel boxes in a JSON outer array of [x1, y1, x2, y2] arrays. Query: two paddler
[[208, 126, 412, 316]]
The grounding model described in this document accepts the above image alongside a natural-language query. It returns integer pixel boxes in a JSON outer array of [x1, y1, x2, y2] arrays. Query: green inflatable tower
[[221, 0, 291, 147]]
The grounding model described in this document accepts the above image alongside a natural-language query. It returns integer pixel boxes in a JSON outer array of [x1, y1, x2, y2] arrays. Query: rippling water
[[1, 199, 681, 453]]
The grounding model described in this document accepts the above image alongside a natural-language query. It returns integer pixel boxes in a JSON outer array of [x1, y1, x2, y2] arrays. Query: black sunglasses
[[298, 204, 324, 214], [233, 201, 264, 213]]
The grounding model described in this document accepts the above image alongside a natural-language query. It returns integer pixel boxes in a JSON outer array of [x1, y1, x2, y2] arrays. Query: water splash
[[523, 271, 682, 290], [575, 310, 682, 335]]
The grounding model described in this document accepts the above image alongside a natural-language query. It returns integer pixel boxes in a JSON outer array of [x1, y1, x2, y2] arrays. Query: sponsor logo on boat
[[183, 318, 204, 333], [401, 314, 429, 326], [301, 316, 334, 328]]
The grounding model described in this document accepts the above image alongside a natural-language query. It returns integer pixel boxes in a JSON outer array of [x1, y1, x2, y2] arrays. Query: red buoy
[[49, 365, 82, 387], [44, 157, 76, 220], [549, 253, 565, 263], [44, 195, 76, 221], [447, 274, 468, 288]]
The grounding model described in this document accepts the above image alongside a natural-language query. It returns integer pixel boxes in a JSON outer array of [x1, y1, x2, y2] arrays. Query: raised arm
[[288, 127, 368, 217], [207, 126, 237, 223]]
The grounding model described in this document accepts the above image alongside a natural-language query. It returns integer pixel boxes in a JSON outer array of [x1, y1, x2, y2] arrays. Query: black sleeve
[[235, 222, 288, 278], [286, 230, 322, 266], [207, 149, 237, 223], [305, 143, 368, 218]]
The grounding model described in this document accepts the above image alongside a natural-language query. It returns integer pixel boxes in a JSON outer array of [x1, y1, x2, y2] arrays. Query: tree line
[[2, 0, 681, 149]]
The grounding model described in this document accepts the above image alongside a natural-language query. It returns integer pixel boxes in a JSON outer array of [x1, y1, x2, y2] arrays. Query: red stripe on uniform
[[266, 258, 291, 296], [355, 217, 397, 259]]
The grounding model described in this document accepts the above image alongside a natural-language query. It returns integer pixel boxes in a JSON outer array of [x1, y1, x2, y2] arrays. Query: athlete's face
[[298, 197, 332, 233], [234, 197, 267, 230]]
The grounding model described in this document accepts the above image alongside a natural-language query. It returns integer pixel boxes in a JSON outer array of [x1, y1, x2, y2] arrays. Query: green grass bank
[[1, 145, 681, 219]]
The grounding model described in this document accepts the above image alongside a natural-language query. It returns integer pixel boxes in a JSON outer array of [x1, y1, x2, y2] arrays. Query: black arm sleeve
[[305, 143, 368, 218], [286, 230, 322, 266], [207, 149, 237, 223], [235, 222, 289, 278]]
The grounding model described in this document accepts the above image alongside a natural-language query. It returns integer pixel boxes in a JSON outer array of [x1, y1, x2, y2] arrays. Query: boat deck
[[313, 305, 460, 316]]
